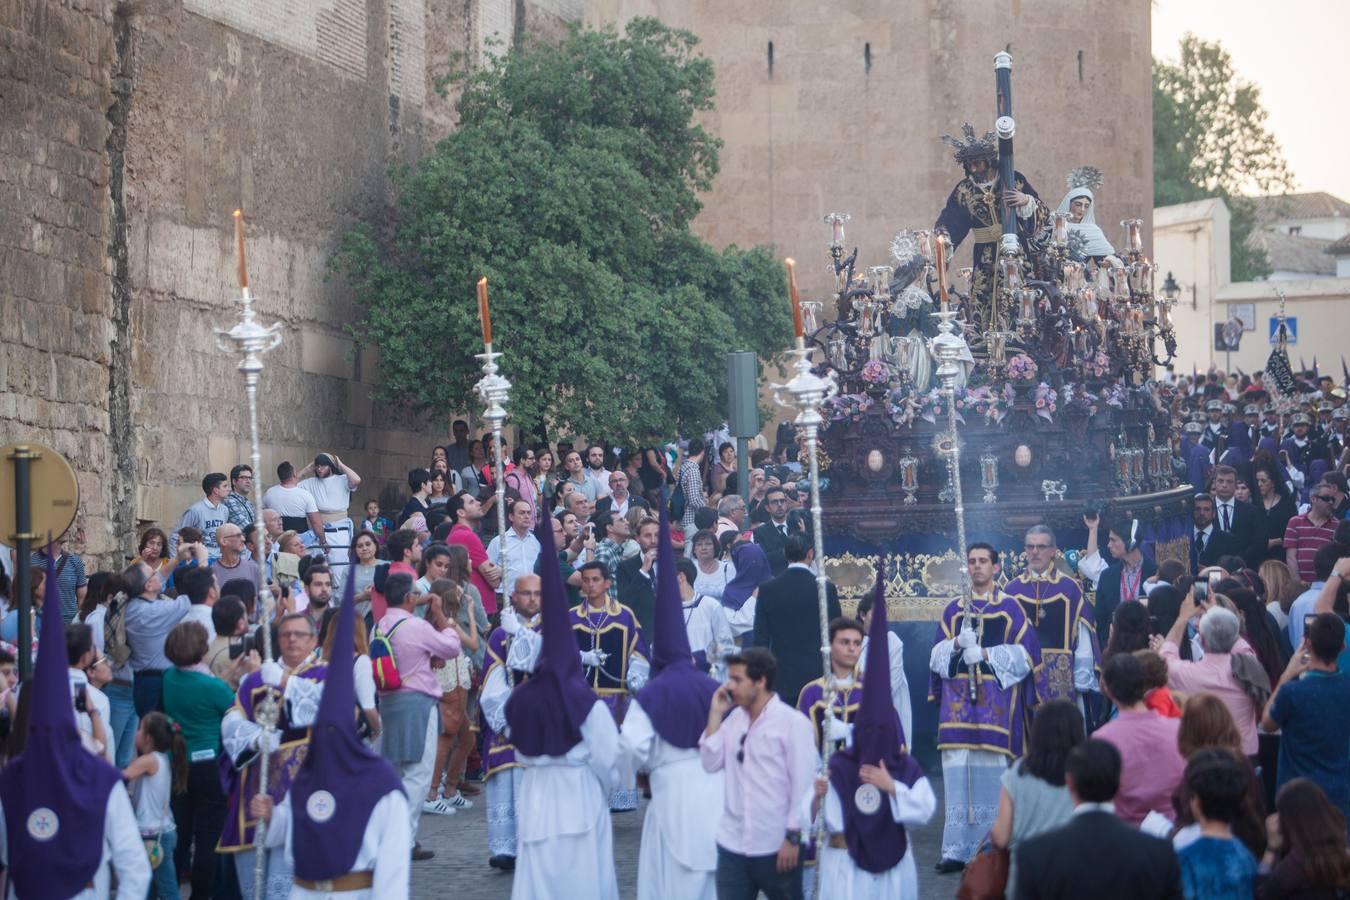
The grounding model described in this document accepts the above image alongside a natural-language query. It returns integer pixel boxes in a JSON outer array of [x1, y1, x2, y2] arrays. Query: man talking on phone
[[699, 647, 817, 900]]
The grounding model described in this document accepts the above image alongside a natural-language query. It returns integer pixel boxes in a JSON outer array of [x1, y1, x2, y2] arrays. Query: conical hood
[[856, 566, 898, 749], [505, 510, 597, 757], [635, 492, 720, 749], [650, 492, 693, 672], [0, 543, 121, 898], [826, 561, 924, 874], [291, 559, 402, 880]]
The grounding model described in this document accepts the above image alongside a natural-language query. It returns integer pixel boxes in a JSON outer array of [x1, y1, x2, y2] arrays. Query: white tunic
[[682, 595, 735, 679], [621, 701, 722, 900], [817, 777, 937, 900], [0, 784, 151, 900], [263, 790, 411, 900], [857, 632, 911, 750], [512, 702, 621, 900]]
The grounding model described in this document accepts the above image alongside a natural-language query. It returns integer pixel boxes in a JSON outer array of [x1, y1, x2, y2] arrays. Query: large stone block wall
[[1, 0, 579, 567], [585, 0, 1154, 302]]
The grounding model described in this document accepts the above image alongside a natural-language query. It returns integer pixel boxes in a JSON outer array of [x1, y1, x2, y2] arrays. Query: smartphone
[[1194, 580, 1209, 603], [1305, 614, 1317, 634]]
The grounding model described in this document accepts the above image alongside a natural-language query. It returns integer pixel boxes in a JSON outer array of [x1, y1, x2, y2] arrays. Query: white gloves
[[580, 649, 609, 667], [500, 605, 522, 636], [260, 661, 284, 688], [825, 718, 854, 745], [956, 629, 979, 650], [257, 728, 281, 755], [962, 646, 985, 666]]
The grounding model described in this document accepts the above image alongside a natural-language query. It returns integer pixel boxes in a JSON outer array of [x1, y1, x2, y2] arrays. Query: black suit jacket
[[1192, 526, 1239, 573], [1013, 810, 1182, 900], [615, 554, 656, 636], [752, 567, 842, 705], [751, 520, 793, 575], [1213, 498, 1261, 566]]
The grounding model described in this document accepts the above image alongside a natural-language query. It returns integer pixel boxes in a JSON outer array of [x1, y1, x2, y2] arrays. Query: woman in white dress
[[689, 529, 736, 601]]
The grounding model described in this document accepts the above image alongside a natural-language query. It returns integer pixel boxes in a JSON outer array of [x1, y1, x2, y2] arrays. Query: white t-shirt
[[299, 474, 354, 514], [353, 653, 376, 710], [261, 484, 318, 518]]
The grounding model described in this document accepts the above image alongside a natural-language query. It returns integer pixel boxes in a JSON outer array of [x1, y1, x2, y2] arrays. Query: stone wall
[[585, 0, 1154, 301], [0, 0, 579, 567]]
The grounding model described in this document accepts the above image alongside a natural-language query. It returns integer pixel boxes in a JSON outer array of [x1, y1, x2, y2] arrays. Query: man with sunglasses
[[1285, 478, 1343, 585], [700, 647, 817, 900]]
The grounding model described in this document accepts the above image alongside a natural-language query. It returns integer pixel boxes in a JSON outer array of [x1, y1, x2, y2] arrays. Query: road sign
[[0, 443, 79, 543], [1269, 316, 1298, 345]]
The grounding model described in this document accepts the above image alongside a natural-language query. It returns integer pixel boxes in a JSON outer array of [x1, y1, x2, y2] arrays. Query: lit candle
[[785, 258, 803, 342], [477, 277, 492, 346], [233, 209, 248, 289], [1053, 212, 1068, 245], [1020, 288, 1035, 322], [934, 233, 949, 312], [832, 218, 845, 246], [1081, 287, 1098, 322]]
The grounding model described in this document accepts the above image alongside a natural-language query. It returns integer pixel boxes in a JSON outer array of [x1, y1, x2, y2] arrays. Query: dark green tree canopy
[[334, 18, 790, 444], [1153, 35, 1294, 281]]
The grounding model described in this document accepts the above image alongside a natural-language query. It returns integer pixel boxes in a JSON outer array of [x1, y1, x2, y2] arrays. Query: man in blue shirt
[[1262, 611, 1350, 821]]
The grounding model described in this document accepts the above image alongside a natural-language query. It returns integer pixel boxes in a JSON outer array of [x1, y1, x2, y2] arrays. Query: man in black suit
[[1191, 493, 1239, 574], [1210, 465, 1261, 563], [615, 514, 659, 634], [1014, 739, 1182, 900], [752, 533, 842, 704], [751, 486, 798, 576]]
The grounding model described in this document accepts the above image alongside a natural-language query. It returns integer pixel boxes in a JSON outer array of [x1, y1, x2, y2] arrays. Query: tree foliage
[[1153, 36, 1295, 282], [333, 19, 790, 444]]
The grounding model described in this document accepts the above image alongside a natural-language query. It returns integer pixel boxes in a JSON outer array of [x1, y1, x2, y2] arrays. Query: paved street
[[412, 777, 952, 899]]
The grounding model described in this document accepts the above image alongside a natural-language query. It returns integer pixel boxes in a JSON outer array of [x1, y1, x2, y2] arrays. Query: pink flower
[[1036, 398, 1046, 409]]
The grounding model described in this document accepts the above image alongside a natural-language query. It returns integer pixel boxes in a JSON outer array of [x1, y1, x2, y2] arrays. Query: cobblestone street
[[410, 778, 950, 899]]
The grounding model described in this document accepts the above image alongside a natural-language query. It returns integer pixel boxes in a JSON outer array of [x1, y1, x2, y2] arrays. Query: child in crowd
[[1176, 748, 1258, 900], [362, 499, 396, 544], [1135, 649, 1183, 718], [123, 711, 186, 900]]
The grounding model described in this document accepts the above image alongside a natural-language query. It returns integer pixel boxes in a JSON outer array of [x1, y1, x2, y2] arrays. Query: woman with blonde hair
[[1257, 559, 1304, 632]]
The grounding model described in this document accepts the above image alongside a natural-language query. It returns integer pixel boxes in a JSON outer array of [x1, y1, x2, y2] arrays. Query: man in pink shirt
[[1094, 653, 1185, 827], [376, 571, 461, 861], [700, 647, 817, 900], [1156, 596, 1261, 757], [447, 491, 502, 615]]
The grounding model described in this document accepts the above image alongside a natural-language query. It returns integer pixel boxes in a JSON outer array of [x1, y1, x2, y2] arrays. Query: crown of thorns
[[941, 123, 998, 164]]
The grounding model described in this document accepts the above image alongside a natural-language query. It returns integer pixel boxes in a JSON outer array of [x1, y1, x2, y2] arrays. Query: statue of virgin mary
[[1055, 166, 1116, 261]]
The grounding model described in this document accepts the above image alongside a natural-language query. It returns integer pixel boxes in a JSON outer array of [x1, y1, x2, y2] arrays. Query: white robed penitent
[[621, 700, 722, 900], [512, 702, 621, 900], [817, 777, 937, 900]]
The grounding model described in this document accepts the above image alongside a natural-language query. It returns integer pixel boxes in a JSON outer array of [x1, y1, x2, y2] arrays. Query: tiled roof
[[1326, 233, 1350, 257], [1245, 230, 1336, 275], [1250, 191, 1350, 223]]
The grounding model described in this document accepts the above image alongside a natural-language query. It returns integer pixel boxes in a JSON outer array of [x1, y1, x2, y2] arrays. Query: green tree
[[333, 19, 790, 444], [1153, 35, 1294, 281]]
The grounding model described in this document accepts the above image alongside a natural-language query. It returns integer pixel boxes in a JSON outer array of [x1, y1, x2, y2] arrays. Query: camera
[[1082, 500, 1103, 521], [228, 633, 257, 660], [73, 689, 88, 714]]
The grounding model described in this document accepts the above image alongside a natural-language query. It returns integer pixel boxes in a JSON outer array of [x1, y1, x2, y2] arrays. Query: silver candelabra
[[214, 211, 283, 899], [771, 334, 837, 893], [476, 347, 512, 604]]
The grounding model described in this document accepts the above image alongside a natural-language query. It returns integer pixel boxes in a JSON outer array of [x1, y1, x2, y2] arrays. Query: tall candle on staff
[[785, 258, 804, 349], [934, 231, 950, 314], [233, 209, 249, 292], [477, 277, 492, 347]]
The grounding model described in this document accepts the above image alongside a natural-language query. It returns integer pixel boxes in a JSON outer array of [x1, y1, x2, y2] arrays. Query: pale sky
[[1153, 0, 1350, 202]]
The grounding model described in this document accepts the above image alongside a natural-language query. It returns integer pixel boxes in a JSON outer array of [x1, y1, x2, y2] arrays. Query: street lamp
[[1162, 271, 1181, 305]]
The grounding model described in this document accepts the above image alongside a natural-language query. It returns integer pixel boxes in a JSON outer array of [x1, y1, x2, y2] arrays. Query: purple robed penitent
[[928, 593, 1043, 757], [0, 549, 123, 900], [827, 570, 924, 874], [720, 542, 772, 612], [290, 561, 403, 881], [634, 495, 719, 749], [505, 515, 599, 758], [1001, 570, 1096, 706], [482, 625, 538, 776]]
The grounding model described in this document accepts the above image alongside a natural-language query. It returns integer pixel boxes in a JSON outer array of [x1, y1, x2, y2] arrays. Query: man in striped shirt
[[1285, 477, 1341, 584], [30, 534, 87, 623]]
